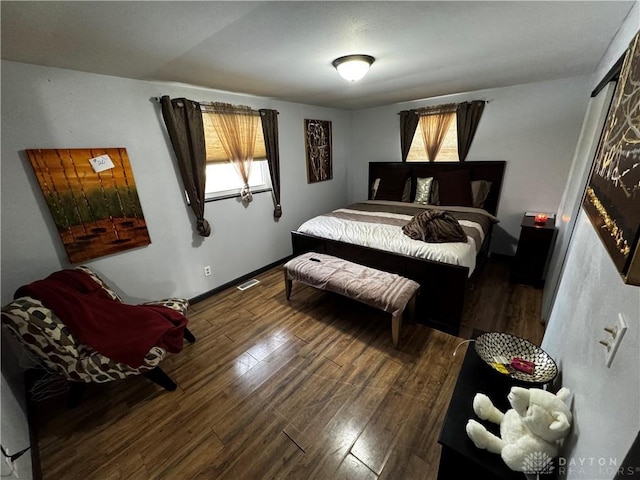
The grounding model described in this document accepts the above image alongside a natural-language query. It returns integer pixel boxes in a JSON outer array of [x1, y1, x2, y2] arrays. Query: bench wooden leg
[[391, 292, 418, 348], [284, 270, 292, 300], [392, 314, 402, 348], [406, 292, 417, 323]]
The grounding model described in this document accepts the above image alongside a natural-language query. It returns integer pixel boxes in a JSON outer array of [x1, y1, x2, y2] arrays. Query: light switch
[[604, 313, 628, 367]]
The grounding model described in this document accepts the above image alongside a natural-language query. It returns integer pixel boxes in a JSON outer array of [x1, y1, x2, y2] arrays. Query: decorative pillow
[[413, 177, 434, 204], [471, 180, 492, 209], [371, 178, 381, 199], [401, 177, 412, 202], [430, 180, 440, 205], [436, 169, 473, 206], [402, 209, 468, 243], [375, 170, 410, 202]]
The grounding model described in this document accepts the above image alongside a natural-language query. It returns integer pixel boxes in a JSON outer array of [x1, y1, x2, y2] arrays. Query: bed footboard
[[291, 231, 467, 336]]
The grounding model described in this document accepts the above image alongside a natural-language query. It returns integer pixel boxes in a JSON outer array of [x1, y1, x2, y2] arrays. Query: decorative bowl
[[474, 332, 558, 384]]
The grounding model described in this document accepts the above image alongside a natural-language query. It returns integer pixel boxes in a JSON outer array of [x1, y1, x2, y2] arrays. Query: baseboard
[[189, 255, 293, 305]]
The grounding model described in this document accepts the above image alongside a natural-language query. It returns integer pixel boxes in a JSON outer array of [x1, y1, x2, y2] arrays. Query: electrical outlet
[[604, 313, 628, 367], [203, 266, 212, 277]]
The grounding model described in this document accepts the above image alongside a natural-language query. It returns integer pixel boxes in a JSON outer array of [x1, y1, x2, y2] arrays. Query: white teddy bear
[[466, 386, 572, 472]]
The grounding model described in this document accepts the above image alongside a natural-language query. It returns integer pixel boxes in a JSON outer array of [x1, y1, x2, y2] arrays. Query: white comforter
[[297, 205, 487, 277]]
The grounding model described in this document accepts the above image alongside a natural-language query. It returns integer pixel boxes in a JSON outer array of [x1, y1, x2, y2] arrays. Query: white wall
[[1, 334, 34, 480], [0, 373, 32, 479], [542, 3, 640, 478], [541, 82, 616, 323], [0, 61, 351, 306], [350, 76, 591, 255]]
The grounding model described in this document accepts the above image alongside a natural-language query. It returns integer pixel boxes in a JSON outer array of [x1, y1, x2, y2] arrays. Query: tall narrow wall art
[[304, 119, 333, 183], [26, 148, 151, 263]]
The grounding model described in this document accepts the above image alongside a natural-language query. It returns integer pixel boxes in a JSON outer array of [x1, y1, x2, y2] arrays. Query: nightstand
[[510, 214, 557, 288]]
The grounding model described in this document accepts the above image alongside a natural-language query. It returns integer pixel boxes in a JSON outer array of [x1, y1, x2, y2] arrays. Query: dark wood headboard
[[368, 161, 506, 216]]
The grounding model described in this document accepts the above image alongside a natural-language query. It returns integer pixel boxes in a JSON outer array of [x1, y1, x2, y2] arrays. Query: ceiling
[[1, 1, 634, 110]]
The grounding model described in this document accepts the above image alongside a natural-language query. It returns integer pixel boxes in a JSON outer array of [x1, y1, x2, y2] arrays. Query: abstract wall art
[[304, 119, 332, 183], [583, 29, 640, 285], [26, 147, 151, 264]]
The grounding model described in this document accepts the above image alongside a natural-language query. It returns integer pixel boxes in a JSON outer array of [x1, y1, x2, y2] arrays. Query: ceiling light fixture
[[332, 54, 375, 82]]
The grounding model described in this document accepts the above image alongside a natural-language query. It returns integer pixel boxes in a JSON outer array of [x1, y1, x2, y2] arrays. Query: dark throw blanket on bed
[[402, 209, 468, 243], [15, 269, 188, 368]]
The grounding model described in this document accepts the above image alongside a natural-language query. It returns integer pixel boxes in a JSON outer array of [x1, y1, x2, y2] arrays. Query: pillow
[[430, 180, 440, 205], [371, 178, 381, 199], [375, 170, 410, 201], [413, 177, 434, 204], [402, 209, 468, 243], [401, 177, 412, 202], [436, 169, 473, 206], [471, 180, 492, 209]]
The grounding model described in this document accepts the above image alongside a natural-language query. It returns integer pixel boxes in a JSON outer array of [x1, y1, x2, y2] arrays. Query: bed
[[290, 161, 506, 336]]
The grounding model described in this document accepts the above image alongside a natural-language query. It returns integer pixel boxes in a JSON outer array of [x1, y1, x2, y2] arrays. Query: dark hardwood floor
[[30, 255, 545, 479]]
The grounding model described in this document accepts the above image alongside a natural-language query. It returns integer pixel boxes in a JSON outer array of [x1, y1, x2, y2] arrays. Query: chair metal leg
[[184, 327, 196, 343], [143, 367, 177, 391]]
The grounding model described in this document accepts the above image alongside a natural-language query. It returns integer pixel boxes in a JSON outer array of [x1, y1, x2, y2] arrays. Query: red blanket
[[15, 269, 188, 368]]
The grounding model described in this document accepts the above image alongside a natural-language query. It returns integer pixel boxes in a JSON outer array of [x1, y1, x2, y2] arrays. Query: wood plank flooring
[[30, 255, 545, 479]]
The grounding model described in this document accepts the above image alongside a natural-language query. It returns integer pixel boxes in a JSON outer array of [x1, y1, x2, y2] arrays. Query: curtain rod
[[396, 99, 491, 115], [151, 96, 279, 114]]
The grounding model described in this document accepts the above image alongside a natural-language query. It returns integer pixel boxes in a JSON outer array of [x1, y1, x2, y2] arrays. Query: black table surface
[[438, 337, 536, 479], [521, 215, 556, 230]]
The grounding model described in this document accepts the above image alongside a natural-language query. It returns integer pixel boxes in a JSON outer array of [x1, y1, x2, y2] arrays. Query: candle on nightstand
[[534, 213, 548, 225]]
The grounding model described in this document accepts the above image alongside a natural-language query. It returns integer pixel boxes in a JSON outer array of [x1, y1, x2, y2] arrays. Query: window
[[407, 109, 459, 162], [204, 161, 270, 200], [201, 109, 271, 200]]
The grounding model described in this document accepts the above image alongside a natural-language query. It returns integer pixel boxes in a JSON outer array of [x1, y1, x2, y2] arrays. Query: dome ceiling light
[[332, 54, 375, 82]]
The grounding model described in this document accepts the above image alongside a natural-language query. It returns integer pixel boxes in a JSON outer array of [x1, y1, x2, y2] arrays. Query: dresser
[[437, 334, 557, 479]]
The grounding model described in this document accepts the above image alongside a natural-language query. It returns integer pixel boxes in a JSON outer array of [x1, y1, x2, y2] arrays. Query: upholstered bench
[[283, 252, 420, 348]]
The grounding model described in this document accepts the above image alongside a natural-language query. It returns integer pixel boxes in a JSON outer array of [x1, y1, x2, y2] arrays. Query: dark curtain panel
[[456, 100, 486, 162], [399, 110, 420, 162], [160, 96, 211, 237], [259, 109, 282, 218]]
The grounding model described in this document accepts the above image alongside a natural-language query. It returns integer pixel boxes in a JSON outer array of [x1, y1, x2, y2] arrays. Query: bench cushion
[[284, 252, 419, 317]]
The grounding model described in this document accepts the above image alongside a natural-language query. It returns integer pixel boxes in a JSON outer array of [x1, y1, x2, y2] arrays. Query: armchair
[[1, 266, 195, 405]]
